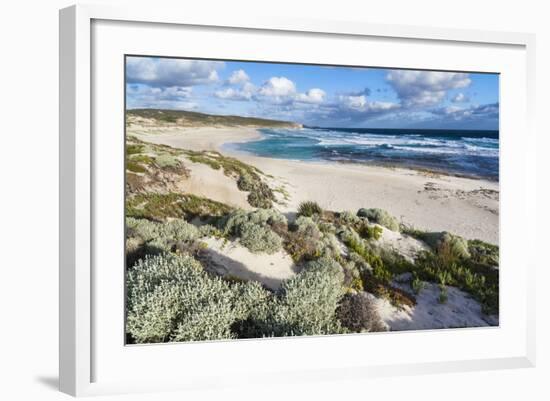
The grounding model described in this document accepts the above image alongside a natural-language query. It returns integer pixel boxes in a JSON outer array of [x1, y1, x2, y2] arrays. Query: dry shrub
[[336, 292, 387, 332]]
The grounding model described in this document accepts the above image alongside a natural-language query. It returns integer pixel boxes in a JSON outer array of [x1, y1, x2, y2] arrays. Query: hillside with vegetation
[[126, 109, 303, 129]]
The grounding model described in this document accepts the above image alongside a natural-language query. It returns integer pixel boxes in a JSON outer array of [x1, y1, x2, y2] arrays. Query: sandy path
[[133, 127, 499, 244]]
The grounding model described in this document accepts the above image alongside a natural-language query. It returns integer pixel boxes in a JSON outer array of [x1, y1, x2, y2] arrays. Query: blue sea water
[[225, 127, 499, 180]]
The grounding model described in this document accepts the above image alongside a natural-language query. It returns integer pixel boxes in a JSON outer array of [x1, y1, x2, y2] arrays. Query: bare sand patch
[[176, 157, 252, 210], [201, 237, 297, 290]]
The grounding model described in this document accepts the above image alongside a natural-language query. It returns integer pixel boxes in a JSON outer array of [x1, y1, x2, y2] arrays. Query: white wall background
[[0, 0, 547, 399]]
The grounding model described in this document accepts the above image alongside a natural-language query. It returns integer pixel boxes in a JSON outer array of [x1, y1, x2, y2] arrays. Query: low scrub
[[297, 201, 323, 217], [266, 257, 346, 336], [126, 192, 233, 222], [468, 239, 499, 267], [414, 251, 498, 314], [357, 208, 400, 231], [126, 253, 235, 343], [126, 253, 274, 343], [358, 223, 383, 240], [221, 209, 287, 236], [336, 292, 387, 333], [220, 209, 285, 254], [239, 222, 283, 254], [425, 231, 471, 260]]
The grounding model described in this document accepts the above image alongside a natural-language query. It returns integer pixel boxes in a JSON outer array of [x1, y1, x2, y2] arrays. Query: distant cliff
[[126, 109, 302, 129]]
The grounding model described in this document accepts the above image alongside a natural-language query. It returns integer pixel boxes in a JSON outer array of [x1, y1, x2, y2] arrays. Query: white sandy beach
[[131, 127, 499, 245]]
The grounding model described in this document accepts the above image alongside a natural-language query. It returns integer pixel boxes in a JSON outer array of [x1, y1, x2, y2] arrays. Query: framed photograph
[[59, 4, 536, 396]]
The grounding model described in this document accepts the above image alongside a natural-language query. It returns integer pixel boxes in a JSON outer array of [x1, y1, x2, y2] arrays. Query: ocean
[[226, 127, 499, 180]]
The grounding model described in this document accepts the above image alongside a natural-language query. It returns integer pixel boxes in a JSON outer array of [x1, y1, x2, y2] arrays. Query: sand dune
[[132, 127, 499, 244]]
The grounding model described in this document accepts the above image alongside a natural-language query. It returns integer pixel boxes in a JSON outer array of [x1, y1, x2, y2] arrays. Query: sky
[[126, 56, 499, 130]]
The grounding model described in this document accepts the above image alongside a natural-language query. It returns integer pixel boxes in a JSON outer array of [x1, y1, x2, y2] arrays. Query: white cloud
[[214, 82, 257, 100], [386, 70, 471, 108], [215, 82, 256, 101], [258, 77, 297, 98], [126, 57, 223, 87], [227, 69, 250, 85], [338, 94, 399, 113], [126, 84, 199, 110], [451, 92, 469, 103], [295, 88, 326, 104]]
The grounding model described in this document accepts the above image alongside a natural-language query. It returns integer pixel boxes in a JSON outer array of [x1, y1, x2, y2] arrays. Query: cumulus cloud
[[215, 82, 256, 101], [126, 84, 194, 106], [227, 69, 250, 85], [288, 93, 400, 125], [258, 77, 297, 98], [126, 85, 197, 110], [126, 57, 223, 87], [451, 92, 469, 103], [386, 70, 471, 108], [295, 88, 326, 104], [337, 94, 399, 113]]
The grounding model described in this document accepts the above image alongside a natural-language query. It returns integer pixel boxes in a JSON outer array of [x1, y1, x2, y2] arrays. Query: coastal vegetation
[[127, 108, 302, 129], [125, 135, 500, 344]]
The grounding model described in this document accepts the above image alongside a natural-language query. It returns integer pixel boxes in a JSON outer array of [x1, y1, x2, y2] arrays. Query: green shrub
[[341, 260, 364, 292], [236, 173, 256, 192], [130, 154, 154, 165], [126, 193, 232, 222], [336, 292, 387, 333], [126, 144, 144, 155], [267, 257, 346, 336], [198, 224, 222, 238], [419, 231, 470, 260], [126, 160, 147, 173], [247, 182, 275, 208], [339, 227, 384, 273], [339, 210, 361, 225], [413, 251, 498, 314], [468, 239, 499, 266], [162, 219, 200, 242], [317, 232, 342, 259], [356, 208, 400, 231], [338, 225, 362, 245], [238, 222, 283, 254], [293, 216, 319, 234], [358, 224, 383, 240], [222, 209, 287, 236], [297, 201, 323, 217], [284, 229, 320, 262], [127, 253, 277, 343], [126, 217, 200, 244], [126, 253, 236, 343], [155, 153, 181, 169]]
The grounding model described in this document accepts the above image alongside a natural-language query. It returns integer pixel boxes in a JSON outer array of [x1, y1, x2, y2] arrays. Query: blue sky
[[126, 56, 499, 130]]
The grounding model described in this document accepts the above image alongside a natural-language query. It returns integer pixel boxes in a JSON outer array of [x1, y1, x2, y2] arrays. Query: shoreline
[[130, 127, 499, 244]]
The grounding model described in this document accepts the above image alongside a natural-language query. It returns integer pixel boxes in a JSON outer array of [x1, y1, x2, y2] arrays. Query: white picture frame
[[59, 4, 536, 397]]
